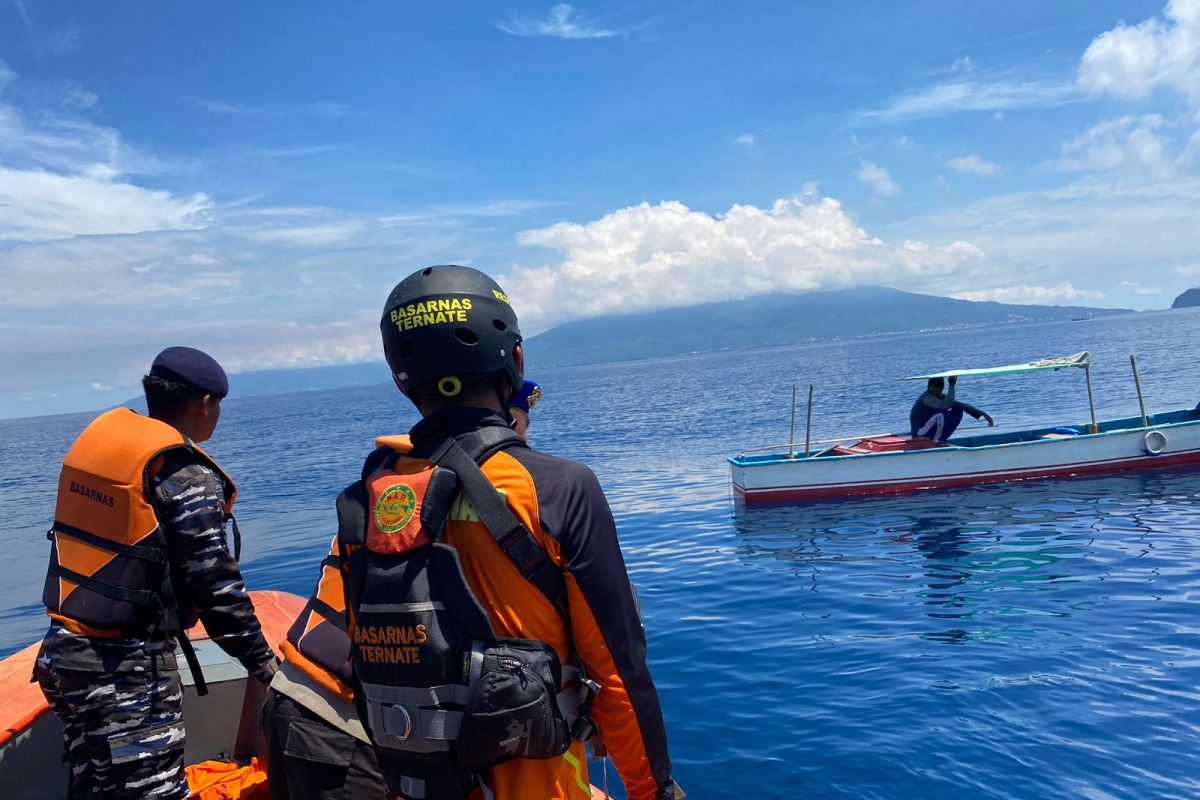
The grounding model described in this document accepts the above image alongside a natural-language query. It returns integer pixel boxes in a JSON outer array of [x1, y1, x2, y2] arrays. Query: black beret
[[149, 346, 229, 398]]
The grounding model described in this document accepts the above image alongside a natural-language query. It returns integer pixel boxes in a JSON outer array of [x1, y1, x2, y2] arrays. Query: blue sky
[[2, 0, 1199, 416]]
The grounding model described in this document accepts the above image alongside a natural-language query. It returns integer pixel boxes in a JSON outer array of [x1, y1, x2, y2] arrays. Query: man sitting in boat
[[909, 375, 994, 442]]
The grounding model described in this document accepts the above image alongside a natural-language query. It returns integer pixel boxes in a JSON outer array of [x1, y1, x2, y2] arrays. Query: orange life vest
[[42, 408, 235, 637], [280, 536, 355, 702], [279, 435, 414, 703]]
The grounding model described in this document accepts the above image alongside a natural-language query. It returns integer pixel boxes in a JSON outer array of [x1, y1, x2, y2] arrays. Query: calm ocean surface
[[3, 308, 1200, 799]]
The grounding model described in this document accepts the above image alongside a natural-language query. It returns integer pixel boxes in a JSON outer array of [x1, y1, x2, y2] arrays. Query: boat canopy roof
[[905, 351, 1090, 381]]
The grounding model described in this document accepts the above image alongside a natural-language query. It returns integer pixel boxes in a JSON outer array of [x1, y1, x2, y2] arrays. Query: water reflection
[[731, 469, 1200, 646]]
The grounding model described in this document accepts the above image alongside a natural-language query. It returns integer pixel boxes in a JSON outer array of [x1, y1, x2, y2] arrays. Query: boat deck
[[732, 408, 1200, 466]]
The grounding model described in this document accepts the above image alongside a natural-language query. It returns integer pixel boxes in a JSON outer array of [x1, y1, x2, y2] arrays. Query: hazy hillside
[[525, 287, 1128, 367], [1172, 288, 1200, 309]]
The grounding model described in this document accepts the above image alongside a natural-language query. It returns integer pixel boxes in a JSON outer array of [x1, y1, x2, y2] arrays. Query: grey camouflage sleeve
[[155, 459, 276, 680]]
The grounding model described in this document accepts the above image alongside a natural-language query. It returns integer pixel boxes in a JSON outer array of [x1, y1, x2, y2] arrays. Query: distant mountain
[[228, 361, 391, 397], [525, 287, 1129, 367], [1172, 288, 1200, 309], [101, 288, 1128, 413], [119, 361, 392, 411]]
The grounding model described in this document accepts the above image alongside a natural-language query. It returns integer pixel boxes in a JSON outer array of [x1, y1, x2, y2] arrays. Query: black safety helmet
[[380, 265, 523, 400]]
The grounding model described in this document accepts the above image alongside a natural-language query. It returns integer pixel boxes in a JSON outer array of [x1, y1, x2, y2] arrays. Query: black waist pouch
[[455, 638, 571, 770]]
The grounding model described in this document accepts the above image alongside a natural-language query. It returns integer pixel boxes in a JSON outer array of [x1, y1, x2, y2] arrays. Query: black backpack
[[336, 427, 596, 800]]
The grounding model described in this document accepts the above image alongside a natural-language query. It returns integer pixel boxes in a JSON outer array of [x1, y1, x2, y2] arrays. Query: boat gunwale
[[728, 409, 1200, 468]]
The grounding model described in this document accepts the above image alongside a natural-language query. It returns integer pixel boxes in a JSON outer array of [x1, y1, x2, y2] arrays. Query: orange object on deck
[[186, 757, 268, 799]]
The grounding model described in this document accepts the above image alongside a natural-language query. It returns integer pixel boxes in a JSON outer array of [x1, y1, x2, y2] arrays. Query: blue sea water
[[3, 308, 1200, 799]]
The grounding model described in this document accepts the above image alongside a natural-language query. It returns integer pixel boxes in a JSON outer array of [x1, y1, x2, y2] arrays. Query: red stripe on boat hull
[[735, 448, 1200, 504]]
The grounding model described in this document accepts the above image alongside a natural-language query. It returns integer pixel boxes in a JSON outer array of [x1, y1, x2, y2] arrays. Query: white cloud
[[0, 234, 244, 308], [856, 160, 900, 196], [947, 154, 1003, 177], [900, 174, 1200, 311], [503, 197, 986, 327], [1119, 280, 1163, 294], [237, 220, 364, 247], [735, 133, 756, 149], [494, 4, 622, 40], [191, 98, 350, 117], [953, 282, 1104, 305], [1080, 0, 1200, 111], [0, 166, 210, 241], [0, 66, 208, 242], [1058, 114, 1172, 177], [378, 199, 546, 227], [855, 73, 1077, 124], [61, 83, 98, 111]]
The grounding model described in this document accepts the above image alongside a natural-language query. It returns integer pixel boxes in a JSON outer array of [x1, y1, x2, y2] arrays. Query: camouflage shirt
[[43, 451, 275, 680]]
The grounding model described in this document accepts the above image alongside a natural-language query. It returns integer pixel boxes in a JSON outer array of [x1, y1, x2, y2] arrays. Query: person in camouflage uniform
[[35, 347, 278, 800]]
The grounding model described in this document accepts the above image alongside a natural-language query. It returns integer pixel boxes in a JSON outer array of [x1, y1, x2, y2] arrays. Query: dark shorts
[[264, 689, 389, 800]]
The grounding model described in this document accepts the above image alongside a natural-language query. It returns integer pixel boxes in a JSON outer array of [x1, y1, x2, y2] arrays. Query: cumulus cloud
[[856, 160, 900, 196], [1080, 0, 1200, 111], [1058, 114, 1172, 177], [947, 154, 1003, 176], [952, 282, 1104, 305], [502, 197, 986, 327], [735, 133, 756, 149], [494, 4, 623, 39]]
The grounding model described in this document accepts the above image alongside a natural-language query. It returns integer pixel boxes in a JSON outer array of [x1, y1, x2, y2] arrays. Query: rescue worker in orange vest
[[34, 347, 279, 800], [264, 377, 546, 798], [333, 265, 679, 800]]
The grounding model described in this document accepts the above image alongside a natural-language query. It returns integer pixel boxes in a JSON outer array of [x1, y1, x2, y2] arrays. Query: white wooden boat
[[731, 353, 1200, 504]]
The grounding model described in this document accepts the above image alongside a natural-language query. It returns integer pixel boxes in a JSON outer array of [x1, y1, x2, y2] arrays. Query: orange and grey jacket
[[43, 408, 235, 635], [345, 409, 674, 800], [281, 437, 415, 703]]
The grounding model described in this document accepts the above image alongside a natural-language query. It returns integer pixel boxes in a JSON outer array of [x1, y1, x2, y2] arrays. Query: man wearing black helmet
[[333, 266, 678, 800]]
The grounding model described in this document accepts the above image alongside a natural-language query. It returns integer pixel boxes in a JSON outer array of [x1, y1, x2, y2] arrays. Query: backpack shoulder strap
[[360, 445, 399, 482], [429, 430, 568, 620]]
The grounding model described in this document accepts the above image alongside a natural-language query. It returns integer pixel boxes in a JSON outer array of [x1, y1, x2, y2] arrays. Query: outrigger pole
[[787, 384, 798, 459], [1130, 354, 1149, 427], [805, 384, 814, 458], [1084, 360, 1099, 434]]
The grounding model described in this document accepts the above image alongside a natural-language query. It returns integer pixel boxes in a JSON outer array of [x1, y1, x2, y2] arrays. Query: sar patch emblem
[[375, 483, 417, 533]]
